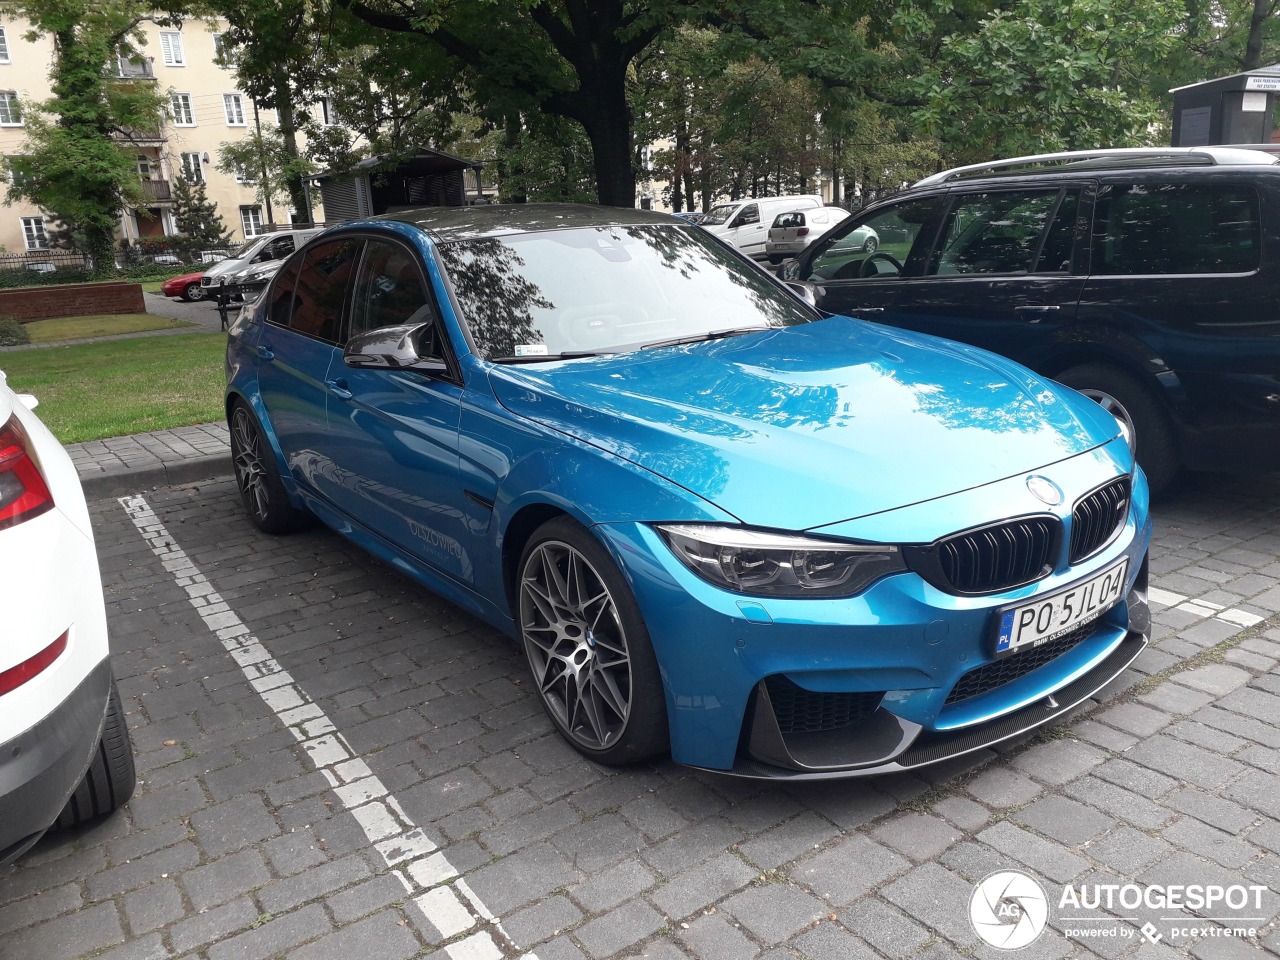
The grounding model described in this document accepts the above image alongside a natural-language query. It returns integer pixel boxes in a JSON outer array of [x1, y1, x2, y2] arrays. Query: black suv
[[782, 147, 1280, 494]]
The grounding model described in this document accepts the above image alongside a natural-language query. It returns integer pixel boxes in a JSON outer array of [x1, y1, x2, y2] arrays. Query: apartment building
[[0, 14, 323, 259]]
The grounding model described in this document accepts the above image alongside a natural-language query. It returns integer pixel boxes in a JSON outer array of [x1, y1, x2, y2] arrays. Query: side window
[[1093, 183, 1261, 275], [349, 239, 439, 348], [734, 204, 759, 227], [265, 251, 304, 328], [806, 197, 940, 281], [1034, 193, 1080, 273], [263, 236, 295, 261], [928, 191, 1062, 276], [279, 237, 362, 342]]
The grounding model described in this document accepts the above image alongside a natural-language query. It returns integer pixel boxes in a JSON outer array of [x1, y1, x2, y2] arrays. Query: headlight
[[657, 524, 906, 598]]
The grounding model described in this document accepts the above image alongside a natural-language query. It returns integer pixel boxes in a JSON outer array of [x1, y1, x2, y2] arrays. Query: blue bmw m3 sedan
[[225, 204, 1151, 779]]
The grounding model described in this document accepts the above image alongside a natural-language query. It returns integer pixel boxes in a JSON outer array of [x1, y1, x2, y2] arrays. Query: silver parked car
[[766, 207, 871, 263]]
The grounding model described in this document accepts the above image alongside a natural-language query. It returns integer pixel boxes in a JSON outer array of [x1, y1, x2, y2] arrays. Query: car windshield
[[435, 223, 818, 361], [701, 204, 738, 226]]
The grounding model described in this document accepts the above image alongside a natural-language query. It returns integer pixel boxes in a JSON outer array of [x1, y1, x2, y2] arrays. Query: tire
[[517, 516, 669, 766], [183, 282, 205, 302], [1055, 363, 1178, 497], [53, 676, 135, 830], [229, 400, 313, 533], [863, 235, 878, 254]]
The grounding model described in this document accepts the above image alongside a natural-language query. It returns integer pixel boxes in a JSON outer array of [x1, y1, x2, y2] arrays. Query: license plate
[[994, 558, 1129, 658]]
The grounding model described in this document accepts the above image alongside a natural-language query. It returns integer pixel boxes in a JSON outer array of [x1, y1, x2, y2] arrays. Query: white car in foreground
[[0, 372, 134, 864]]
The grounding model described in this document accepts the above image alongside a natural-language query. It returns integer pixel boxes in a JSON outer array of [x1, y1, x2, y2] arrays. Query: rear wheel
[[182, 282, 205, 302], [53, 676, 135, 830], [1055, 363, 1178, 496], [863, 235, 878, 254], [229, 400, 312, 533], [517, 517, 668, 766]]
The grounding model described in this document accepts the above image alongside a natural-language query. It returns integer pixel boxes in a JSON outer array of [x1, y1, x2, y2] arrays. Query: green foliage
[[170, 175, 234, 260], [216, 124, 313, 221], [0, 317, 30, 346], [2, 0, 178, 273], [909, 0, 1183, 162]]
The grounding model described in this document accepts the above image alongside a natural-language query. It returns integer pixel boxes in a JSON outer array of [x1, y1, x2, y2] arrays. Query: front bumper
[[595, 449, 1152, 776], [0, 657, 111, 863]]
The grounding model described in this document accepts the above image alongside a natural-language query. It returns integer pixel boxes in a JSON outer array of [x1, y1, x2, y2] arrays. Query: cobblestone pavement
[[4, 473, 1280, 960]]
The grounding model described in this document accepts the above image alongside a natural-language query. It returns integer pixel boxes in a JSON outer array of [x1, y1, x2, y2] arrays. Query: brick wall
[[0, 282, 146, 321]]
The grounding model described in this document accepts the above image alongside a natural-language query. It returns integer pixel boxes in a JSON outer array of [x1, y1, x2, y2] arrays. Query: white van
[[201, 227, 323, 294], [700, 195, 823, 260]]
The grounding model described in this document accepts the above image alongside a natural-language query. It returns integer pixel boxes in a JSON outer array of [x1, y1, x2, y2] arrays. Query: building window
[[159, 31, 184, 66], [180, 151, 204, 183], [0, 27, 10, 64], [234, 162, 255, 184], [223, 93, 246, 126], [21, 216, 48, 251], [137, 155, 152, 178], [170, 92, 194, 126], [320, 98, 340, 126], [212, 32, 235, 67], [240, 206, 264, 237], [0, 91, 21, 126]]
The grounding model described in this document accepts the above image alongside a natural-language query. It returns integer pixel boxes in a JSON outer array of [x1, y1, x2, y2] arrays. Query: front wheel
[[1055, 363, 1178, 497], [862, 235, 878, 254], [517, 517, 668, 765], [183, 282, 205, 302]]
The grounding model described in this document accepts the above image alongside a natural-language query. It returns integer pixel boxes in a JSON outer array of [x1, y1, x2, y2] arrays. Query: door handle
[[256, 344, 274, 360], [1014, 305, 1061, 324], [326, 378, 352, 400]]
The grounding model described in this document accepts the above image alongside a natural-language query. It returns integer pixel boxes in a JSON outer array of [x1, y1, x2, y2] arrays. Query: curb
[[79, 452, 233, 498]]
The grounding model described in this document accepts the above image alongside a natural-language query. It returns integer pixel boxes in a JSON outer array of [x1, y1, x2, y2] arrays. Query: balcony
[[116, 58, 156, 80], [118, 127, 166, 145], [139, 179, 172, 202]]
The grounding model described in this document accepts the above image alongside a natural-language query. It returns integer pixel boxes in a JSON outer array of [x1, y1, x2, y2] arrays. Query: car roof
[[914, 146, 1280, 188], [377, 203, 682, 243]]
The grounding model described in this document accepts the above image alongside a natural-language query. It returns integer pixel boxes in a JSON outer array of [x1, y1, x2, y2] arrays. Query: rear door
[[254, 237, 363, 484]]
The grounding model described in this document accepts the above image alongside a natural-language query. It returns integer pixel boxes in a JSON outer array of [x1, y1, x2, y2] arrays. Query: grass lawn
[[1, 333, 225, 443], [25, 313, 192, 343]]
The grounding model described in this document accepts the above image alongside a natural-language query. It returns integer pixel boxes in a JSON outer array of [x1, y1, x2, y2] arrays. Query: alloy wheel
[[231, 407, 270, 521], [519, 540, 633, 751]]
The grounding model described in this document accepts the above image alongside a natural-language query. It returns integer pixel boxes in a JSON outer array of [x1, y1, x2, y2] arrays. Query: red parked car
[[160, 271, 205, 302]]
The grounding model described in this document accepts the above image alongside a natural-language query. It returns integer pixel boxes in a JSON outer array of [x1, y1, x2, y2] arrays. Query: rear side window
[[268, 237, 362, 342], [928, 190, 1073, 276], [1092, 183, 1261, 275]]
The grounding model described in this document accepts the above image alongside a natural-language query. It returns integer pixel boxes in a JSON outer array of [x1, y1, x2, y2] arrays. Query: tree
[[327, 0, 886, 208], [170, 174, 233, 259], [198, 0, 327, 223], [216, 123, 313, 223], [2, 0, 180, 272]]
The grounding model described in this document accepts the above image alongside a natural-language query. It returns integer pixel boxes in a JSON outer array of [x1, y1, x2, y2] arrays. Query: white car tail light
[[0, 415, 55, 530], [0, 630, 68, 696]]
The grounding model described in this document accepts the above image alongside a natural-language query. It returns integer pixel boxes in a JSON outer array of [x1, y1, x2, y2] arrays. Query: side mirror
[[343, 322, 448, 374], [780, 258, 802, 281], [783, 281, 819, 306]]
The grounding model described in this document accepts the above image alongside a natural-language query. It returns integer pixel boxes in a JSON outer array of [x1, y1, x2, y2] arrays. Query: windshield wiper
[[640, 326, 772, 350], [491, 350, 618, 364]]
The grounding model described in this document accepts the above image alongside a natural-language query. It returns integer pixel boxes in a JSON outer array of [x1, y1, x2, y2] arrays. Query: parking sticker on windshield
[[515, 343, 548, 357]]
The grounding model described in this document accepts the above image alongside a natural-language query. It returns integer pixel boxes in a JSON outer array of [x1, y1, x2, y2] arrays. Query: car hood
[[487, 317, 1122, 530]]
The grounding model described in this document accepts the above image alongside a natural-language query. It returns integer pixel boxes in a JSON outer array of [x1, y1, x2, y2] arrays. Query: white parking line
[[1148, 585, 1263, 628], [121, 495, 533, 960]]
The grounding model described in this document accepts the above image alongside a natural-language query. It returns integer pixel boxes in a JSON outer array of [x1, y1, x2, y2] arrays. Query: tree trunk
[[1244, 0, 1270, 71], [273, 76, 311, 225], [581, 104, 635, 208]]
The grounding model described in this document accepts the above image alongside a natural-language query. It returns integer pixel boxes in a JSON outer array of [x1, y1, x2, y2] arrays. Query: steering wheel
[[859, 252, 903, 278]]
